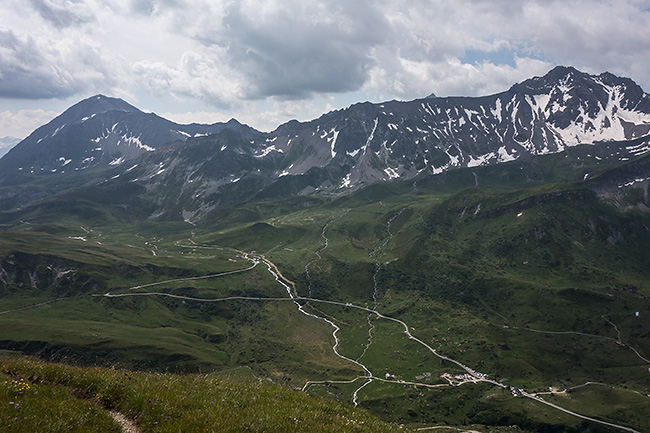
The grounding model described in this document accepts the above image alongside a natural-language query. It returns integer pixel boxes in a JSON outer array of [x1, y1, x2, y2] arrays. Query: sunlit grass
[[1, 356, 409, 433]]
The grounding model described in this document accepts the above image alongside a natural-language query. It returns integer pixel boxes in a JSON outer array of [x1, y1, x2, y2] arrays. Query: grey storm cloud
[[202, 1, 391, 99], [0, 28, 114, 99], [0, 29, 75, 99]]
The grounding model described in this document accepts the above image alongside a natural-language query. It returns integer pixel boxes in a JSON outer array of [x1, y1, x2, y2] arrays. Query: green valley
[[1, 149, 649, 432]]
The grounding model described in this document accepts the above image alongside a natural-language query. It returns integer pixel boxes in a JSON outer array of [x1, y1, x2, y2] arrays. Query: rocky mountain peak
[[27, 95, 143, 140], [0, 96, 255, 192], [62, 94, 141, 119]]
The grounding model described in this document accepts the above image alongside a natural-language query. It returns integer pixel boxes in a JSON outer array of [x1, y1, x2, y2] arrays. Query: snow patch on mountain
[[384, 167, 400, 179], [255, 145, 283, 158], [327, 129, 340, 158], [121, 134, 154, 151], [339, 173, 352, 188], [52, 124, 66, 137], [467, 153, 493, 168]]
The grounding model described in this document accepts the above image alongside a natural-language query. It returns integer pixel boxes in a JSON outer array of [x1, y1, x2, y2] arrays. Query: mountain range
[[1, 65, 649, 219]]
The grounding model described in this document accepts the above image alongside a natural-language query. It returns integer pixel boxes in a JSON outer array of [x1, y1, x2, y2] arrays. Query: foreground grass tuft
[[1, 356, 408, 432]]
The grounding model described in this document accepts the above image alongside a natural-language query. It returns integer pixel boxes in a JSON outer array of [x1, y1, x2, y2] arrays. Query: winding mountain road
[[38, 239, 644, 433]]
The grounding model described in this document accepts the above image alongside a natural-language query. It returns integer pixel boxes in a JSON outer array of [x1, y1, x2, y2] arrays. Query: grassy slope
[[0, 356, 406, 433]]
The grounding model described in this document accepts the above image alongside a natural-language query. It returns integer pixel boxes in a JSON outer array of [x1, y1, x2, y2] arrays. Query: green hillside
[[1, 153, 649, 432], [0, 356, 408, 433]]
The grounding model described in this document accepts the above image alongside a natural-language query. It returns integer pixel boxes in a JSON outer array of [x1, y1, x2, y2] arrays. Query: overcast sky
[[1, 0, 650, 139]]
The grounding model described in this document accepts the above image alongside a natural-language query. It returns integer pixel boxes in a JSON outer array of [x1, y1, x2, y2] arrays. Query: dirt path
[[110, 411, 140, 433]]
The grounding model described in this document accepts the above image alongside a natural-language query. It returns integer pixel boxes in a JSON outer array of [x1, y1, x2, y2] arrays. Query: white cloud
[[0, 109, 59, 139], [514, 0, 650, 80], [356, 0, 650, 101], [133, 50, 245, 106], [159, 97, 345, 133]]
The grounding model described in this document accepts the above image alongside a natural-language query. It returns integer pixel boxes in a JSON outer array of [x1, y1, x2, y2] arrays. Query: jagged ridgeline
[[0, 67, 649, 433], [1, 65, 649, 220]]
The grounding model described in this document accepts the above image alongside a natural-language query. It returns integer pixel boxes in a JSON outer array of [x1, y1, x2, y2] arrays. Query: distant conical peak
[[74, 94, 141, 113]]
